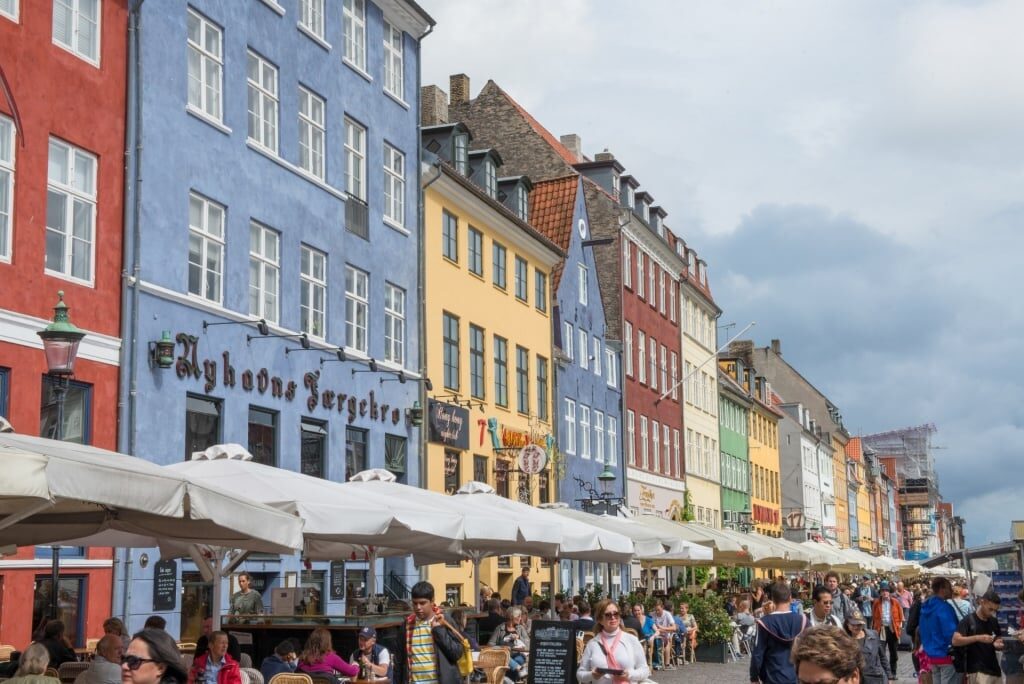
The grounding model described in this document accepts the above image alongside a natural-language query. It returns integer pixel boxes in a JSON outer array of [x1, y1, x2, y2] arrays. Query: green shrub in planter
[[681, 593, 733, 645]]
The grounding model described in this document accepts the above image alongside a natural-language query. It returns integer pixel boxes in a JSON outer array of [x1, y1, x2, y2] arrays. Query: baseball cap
[[846, 609, 867, 626], [981, 590, 1001, 605], [358, 627, 377, 639]]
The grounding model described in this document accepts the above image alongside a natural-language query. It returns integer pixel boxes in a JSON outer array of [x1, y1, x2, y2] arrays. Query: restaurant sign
[[427, 399, 469, 449], [173, 333, 402, 425]]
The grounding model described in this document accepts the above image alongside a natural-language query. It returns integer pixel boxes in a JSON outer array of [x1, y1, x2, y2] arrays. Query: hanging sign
[[517, 444, 547, 474]]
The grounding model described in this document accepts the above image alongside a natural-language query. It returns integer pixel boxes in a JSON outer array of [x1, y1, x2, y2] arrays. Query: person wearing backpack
[[919, 577, 961, 684], [951, 590, 1005, 684], [750, 583, 807, 684]]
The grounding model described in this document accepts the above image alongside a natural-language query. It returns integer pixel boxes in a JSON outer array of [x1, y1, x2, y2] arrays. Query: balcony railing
[[345, 194, 369, 239]]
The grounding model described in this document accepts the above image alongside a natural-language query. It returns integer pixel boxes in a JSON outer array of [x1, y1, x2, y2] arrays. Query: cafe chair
[[239, 653, 253, 669], [85, 639, 100, 653], [58, 662, 89, 684], [476, 647, 510, 684], [240, 668, 264, 684], [307, 674, 335, 684], [0, 646, 15, 662], [177, 642, 198, 654], [44, 668, 59, 679], [267, 674, 313, 684]]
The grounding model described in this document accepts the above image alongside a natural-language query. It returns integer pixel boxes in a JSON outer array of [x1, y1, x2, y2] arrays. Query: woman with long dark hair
[[122, 629, 189, 684]]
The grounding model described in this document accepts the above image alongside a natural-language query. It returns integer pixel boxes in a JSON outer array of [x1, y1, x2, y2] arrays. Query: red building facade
[[0, 0, 128, 648]]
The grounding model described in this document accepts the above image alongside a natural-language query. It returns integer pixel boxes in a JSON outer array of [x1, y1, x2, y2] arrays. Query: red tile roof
[[529, 175, 578, 292], [846, 437, 863, 461], [494, 82, 582, 167]]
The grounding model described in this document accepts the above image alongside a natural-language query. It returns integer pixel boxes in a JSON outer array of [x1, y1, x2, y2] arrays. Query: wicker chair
[[177, 642, 198, 655], [0, 646, 14, 663], [58, 662, 90, 684], [240, 668, 264, 684], [476, 647, 510, 684], [44, 668, 60, 679], [267, 675, 312, 684], [238, 653, 253, 669]]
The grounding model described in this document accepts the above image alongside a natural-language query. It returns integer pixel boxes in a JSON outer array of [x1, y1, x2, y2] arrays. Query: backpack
[[950, 613, 977, 673]]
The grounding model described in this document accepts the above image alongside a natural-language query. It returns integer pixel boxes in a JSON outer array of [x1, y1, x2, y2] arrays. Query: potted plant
[[684, 593, 734, 663]]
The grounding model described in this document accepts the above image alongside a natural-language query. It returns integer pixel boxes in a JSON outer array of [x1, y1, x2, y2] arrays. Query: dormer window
[[515, 184, 528, 221], [484, 159, 497, 198], [625, 185, 634, 209], [453, 133, 468, 175], [612, 174, 621, 202], [642, 202, 650, 223]]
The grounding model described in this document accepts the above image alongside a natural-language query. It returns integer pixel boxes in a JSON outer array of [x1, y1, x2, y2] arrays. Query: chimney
[[449, 74, 470, 105], [595, 149, 615, 162], [421, 85, 448, 126], [560, 134, 583, 162], [770, 339, 782, 355]]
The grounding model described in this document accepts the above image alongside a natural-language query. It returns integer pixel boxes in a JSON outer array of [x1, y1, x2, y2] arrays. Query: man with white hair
[[74, 635, 123, 684]]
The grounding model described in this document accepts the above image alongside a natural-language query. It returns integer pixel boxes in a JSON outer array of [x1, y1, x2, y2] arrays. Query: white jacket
[[577, 630, 650, 683]]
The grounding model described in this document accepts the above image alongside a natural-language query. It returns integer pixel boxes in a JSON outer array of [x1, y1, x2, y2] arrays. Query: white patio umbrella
[[636, 516, 753, 565], [799, 540, 868, 573]]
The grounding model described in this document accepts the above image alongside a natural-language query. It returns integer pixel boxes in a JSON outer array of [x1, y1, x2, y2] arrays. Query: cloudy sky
[[423, 0, 1024, 547]]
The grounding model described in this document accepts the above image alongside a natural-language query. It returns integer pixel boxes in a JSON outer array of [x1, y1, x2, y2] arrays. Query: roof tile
[[529, 176, 578, 292]]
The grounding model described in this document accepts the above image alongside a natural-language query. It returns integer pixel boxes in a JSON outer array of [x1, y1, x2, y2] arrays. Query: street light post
[[37, 291, 86, 621]]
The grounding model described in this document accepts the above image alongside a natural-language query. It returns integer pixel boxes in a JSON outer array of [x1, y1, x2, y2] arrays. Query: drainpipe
[[115, 0, 145, 623]]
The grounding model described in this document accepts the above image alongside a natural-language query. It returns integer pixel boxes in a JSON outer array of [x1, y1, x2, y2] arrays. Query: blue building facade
[[530, 176, 625, 595], [116, 0, 433, 636]]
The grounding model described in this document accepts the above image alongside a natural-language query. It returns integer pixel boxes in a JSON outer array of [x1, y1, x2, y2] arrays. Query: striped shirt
[[409, 619, 437, 684]]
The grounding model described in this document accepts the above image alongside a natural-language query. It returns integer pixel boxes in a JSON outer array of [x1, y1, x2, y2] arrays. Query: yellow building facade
[[748, 398, 782, 538], [831, 433, 850, 547], [423, 161, 563, 606]]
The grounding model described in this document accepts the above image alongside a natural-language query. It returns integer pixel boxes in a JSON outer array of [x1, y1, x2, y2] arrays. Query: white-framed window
[[636, 251, 644, 298], [660, 344, 667, 392], [563, 322, 573, 360], [53, 0, 100, 65], [686, 429, 695, 473], [247, 50, 279, 153], [0, 114, 14, 262], [453, 132, 469, 175], [624, 321, 633, 377], [606, 349, 617, 388], [639, 415, 648, 469], [382, 20, 403, 99], [648, 261, 655, 308], [564, 398, 576, 455], [187, 191, 224, 302], [669, 281, 677, 323], [578, 328, 588, 370], [300, 245, 327, 339], [187, 8, 222, 121], [622, 240, 631, 288], [45, 139, 96, 283], [637, 330, 646, 383], [344, 117, 366, 200], [249, 221, 280, 323], [592, 337, 601, 377], [594, 411, 604, 465], [298, 0, 325, 41], [483, 158, 497, 198], [343, 0, 366, 72], [384, 282, 405, 366], [648, 338, 657, 391], [607, 417, 617, 467], [578, 263, 588, 305], [626, 410, 635, 466], [673, 429, 681, 477], [670, 352, 678, 401], [383, 143, 405, 226], [515, 184, 528, 221], [659, 271, 666, 315], [652, 420, 660, 472], [684, 361, 693, 405], [344, 264, 368, 352], [298, 86, 325, 180], [579, 406, 591, 459], [663, 425, 670, 476], [1, 0, 18, 21]]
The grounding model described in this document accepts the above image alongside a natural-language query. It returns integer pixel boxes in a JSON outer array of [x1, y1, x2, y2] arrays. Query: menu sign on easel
[[527, 620, 576, 684], [152, 560, 177, 611]]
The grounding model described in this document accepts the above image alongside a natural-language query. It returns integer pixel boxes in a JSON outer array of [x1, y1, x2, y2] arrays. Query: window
[[40, 377, 91, 444], [249, 222, 280, 324], [46, 139, 96, 283], [248, 407, 277, 466], [469, 325, 485, 399], [344, 118, 366, 200], [660, 345, 668, 392], [669, 281, 677, 323], [0, 367, 8, 419], [651, 420, 660, 473], [608, 417, 617, 467], [578, 263, 588, 305], [247, 51, 278, 152], [659, 271, 666, 315], [563, 322, 573, 361], [453, 133, 469, 175], [483, 159, 497, 198], [301, 246, 327, 339], [648, 262, 656, 308], [0, 0, 17, 21], [345, 266, 378, 353], [516, 346, 529, 414], [624, 322, 633, 377], [187, 192, 224, 302], [33, 577, 84, 647], [187, 8, 222, 120], [578, 329, 588, 370], [514, 256, 528, 302], [444, 449, 460, 494], [496, 460, 511, 498], [670, 352, 678, 401], [442, 210, 458, 262], [538, 471, 550, 504], [606, 349, 617, 388], [640, 416, 648, 469], [442, 312, 459, 391], [536, 356, 548, 421], [592, 337, 601, 377], [515, 184, 528, 220], [649, 338, 657, 391], [492, 242, 506, 289], [494, 336, 508, 407], [663, 425, 671, 475], [345, 426, 367, 478], [383, 143, 405, 226], [626, 410, 635, 465], [623, 240, 631, 288], [382, 20, 403, 99], [637, 330, 646, 383], [342, 0, 366, 71], [473, 454, 488, 486], [637, 251, 644, 299], [299, 0, 325, 40], [384, 283, 405, 365], [534, 271, 547, 312], [467, 226, 483, 275], [0, 115, 14, 261], [564, 399, 576, 455], [579, 406, 591, 459], [594, 411, 604, 465], [298, 87, 325, 180], [53, 0, 99, 64], [185, 394, 220, 460]]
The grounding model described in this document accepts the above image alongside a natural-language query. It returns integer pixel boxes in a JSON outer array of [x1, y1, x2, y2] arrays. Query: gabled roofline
[[573, 158, 625, 174]]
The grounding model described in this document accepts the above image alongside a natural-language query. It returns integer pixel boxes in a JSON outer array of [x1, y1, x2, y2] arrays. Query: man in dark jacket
[[511, 567, 531, 606], [39, 620, 77, 668], [824, 572, 858, 626], [406, 581, 464, 684], [919, 577, 960, 684], [259, 640, 297, 683], [477, 598, 504, 641], [750, 583, 807, 684]]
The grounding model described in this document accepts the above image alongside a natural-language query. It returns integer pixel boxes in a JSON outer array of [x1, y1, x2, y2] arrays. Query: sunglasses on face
[[603, 612, 620, 619], [122, 656, 157, 671]]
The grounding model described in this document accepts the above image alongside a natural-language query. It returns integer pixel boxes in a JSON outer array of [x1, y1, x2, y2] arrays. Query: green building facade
[[718, 368, 752, 528]]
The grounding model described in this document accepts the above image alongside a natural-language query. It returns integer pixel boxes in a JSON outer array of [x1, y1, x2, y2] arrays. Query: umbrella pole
[[211, 548, 227, 629], [368, 550, 378, 599], [473, 557, 481, 613]]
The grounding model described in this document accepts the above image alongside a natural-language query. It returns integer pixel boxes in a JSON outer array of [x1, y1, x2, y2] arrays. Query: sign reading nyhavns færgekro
[[427, 399, 469, 449]]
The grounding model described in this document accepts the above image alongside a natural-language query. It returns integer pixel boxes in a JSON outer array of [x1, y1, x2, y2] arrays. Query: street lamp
[[597, 466, 616, 497], [36, 290, 86, 621]]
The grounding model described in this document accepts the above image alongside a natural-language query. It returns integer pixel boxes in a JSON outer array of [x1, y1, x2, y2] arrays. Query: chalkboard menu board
[[527, 620, 576, 684], [329, 561, 346, 600], [152, 559, 177, 611]]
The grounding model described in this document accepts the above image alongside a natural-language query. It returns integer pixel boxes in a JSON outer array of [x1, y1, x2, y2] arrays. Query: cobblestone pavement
[[647, 648, 918, 683]]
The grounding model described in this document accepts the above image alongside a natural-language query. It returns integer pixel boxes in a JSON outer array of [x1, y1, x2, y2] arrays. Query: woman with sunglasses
[[843, 610, 889, 684], [577, 599, 649, 683], [121, 629, 189, 684]]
